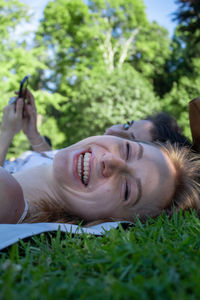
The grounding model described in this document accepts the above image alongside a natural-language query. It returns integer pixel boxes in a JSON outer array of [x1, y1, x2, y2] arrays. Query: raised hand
[[1, 98, 24, 138], [21, 89, 38, 140], [0, 98, 24, 165], [22, 89, 52, 152]]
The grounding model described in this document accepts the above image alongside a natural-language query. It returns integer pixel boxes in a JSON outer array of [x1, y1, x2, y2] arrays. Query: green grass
[[1, 211, 200, 300]]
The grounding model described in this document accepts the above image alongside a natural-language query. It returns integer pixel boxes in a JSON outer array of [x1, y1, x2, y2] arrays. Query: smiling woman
[[49, 136, 176, 222], [1, 91, 200, 224]]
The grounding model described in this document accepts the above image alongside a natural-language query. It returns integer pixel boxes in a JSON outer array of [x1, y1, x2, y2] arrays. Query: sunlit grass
[[1, 211, 200, 299]]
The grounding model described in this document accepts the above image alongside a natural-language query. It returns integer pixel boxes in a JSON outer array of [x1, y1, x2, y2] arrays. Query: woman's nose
[[101, 153, 126, 177], [104, 127, 119, 136], [104, 125, 121, 135], [104, 127, 131, 139]]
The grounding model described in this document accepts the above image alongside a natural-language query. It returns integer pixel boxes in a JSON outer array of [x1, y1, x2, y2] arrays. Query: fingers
[[2, 98, 23, 135], [15, 89, 36, 107], [26, 103, 37, 120], [25, 89, 36, 107], [4, 102, 15, 115], [15, 98, 24, 117], [23, 104, 29, 118]]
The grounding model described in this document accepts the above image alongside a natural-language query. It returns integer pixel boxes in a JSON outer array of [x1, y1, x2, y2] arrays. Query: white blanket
[[0, 222, 119, 250]]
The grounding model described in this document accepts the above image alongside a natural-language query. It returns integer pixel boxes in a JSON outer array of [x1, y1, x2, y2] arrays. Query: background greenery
[[1, 0, 200, 155]]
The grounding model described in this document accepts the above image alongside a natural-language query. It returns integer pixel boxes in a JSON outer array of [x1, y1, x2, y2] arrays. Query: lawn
[[0, 211, 200, 300]]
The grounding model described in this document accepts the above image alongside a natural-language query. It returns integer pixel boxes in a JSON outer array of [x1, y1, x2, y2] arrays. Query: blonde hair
[[161, 143, 200, 215], [23, 143, 200, 224], [23, 198, 110, 226]]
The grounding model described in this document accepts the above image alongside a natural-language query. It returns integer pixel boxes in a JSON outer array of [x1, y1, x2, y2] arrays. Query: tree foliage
[[173, 0, 200, 38], [132, 21, 171, 96], [170, 0, 200, 82], [36, 0, 149, 94], [0, 0, 67, 156], [60, 65, 160, 146], [162, 0, 200, 136], [1, 0, 200, 157]]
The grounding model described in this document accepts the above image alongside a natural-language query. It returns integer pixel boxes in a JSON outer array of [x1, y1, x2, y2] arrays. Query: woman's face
[[104, 120, 155, 142], [53, 136, 176, 221]]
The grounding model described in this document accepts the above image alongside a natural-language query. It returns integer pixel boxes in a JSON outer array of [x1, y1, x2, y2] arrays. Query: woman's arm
[[0, 100, 26, 223], [0, 99, 24, 166], [22, 90, 52, 152], [0, 166, 25, 224]]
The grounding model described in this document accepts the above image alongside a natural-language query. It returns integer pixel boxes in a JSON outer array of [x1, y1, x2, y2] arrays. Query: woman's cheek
[[53, 151, 70, 184]]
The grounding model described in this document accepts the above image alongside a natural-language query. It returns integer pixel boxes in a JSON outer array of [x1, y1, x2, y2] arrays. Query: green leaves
[[36, 0, 148, 89], [163, 70, 200, 138], [0, 0, 29, 39], [58, 65, 160, 146], [1, 0, 200, 156]]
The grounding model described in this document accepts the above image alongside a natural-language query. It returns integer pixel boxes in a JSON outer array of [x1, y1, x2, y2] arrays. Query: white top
[[4, 150, 58, 223], [4, 150, 58, 174]]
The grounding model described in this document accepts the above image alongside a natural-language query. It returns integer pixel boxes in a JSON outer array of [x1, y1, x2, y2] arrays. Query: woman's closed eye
[[124, 180, 130, 201], [126, 142, 131, 160]]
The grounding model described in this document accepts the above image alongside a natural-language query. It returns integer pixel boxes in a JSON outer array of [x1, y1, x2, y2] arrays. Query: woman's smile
[[76, 150, 92, 186], [53, 135, 176, 221]]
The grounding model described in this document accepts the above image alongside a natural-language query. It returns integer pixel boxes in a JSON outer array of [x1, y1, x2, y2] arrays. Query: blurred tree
[[170, 0, 200, 82], [132, 21, 171, 96], [0, 0, 29, 99], [60, 65, 160, 146], [36, 0, 172, 96], [3, 0, 195, 157], [36, 0, 148, 95], [0, 0, 67, 157], [163, 57, 200, 137], [0, 0, 28, 39], [173, 0, 200, 41], [163, 0, 200, 137], [36, 0, 173, 145], [169, 26, 200, 85]]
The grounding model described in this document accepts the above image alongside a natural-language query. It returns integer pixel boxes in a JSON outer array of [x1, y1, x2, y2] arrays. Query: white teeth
[[78, 155, 83, 178], [77, 152, 91, 185]]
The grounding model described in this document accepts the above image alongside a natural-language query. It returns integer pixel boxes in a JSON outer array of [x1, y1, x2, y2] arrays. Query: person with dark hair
[[21, 90, 192, 153], [0, 90, 200, 224], [104, 112, 192, 149]]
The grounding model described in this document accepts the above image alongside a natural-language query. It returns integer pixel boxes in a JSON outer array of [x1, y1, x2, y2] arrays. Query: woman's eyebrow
[[137, 143, 144, 160]]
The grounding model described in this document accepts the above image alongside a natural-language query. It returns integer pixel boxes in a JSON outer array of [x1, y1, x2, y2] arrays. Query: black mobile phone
[[8, 75, 30, 105], [19, 74, 30, 98]]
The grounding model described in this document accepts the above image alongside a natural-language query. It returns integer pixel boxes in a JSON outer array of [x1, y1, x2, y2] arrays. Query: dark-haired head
[[147, 112, 192, 149], [105, 112, 192, 149]]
